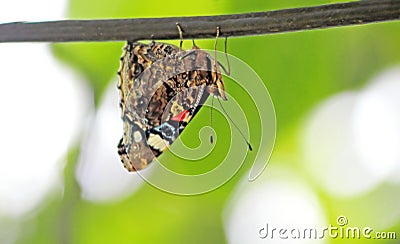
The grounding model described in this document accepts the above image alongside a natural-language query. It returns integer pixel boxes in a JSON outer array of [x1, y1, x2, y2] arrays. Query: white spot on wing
[[148, 133, 168, 151]]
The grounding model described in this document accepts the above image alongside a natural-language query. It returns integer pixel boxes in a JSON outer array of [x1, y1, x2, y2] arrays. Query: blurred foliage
[[19, 0, 400, 243]]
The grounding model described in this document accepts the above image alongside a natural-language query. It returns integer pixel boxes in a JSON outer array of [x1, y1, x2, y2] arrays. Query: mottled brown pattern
[[117, 41, 226, 172]]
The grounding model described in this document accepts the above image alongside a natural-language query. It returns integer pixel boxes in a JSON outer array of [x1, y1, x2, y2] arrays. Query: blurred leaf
[[227, 23, 400, 132], [52, 42, 122, 105]]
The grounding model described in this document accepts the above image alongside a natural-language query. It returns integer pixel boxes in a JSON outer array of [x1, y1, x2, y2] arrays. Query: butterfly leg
[[224, 35, 231, 76], [214, 26, 220, 70], [176, 22, 184, 50]]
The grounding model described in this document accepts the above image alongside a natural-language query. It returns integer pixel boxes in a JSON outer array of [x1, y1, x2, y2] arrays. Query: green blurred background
[[1, 0, 400, 243]]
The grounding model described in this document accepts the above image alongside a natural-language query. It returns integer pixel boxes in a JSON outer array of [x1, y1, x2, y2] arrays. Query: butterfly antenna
[[211, 26, 219, 144], [216, 98, 252, 151], [176, 23, 184, 49], [210, 95, 215, 144]]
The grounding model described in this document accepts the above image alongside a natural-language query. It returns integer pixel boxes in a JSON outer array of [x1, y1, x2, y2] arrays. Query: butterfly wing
[[146, 82, 209, 157], [118, 42, 225, 172], [118, 41, 183, 171]]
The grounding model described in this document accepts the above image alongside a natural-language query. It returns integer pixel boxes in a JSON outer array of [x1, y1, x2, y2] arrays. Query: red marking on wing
[[171, 110, 190, 122]]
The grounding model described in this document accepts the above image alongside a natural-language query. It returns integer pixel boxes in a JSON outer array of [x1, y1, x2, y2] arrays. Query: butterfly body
[[117, 41, 225, 171]]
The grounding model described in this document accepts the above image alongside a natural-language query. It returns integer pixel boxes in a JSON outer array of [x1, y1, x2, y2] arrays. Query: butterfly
[[117, 41, 227, 171]]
